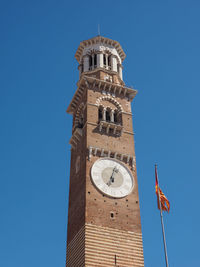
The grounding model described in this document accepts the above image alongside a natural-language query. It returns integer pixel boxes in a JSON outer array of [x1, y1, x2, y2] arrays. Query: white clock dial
[[91, 158, 134, 198]]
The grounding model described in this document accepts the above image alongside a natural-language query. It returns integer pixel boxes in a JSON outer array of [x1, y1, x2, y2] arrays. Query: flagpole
[[155, 164, 169, 267]]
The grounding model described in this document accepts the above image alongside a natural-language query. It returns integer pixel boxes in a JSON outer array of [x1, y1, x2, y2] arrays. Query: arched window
[[98, 107, 103, 121], [106, 109, 111, 122], [77, 114, 84, 129], [114, 111, 118, 123], [74, 103, 85, 131], [118, 112, 122, 125], [88, 54, 98, 70]]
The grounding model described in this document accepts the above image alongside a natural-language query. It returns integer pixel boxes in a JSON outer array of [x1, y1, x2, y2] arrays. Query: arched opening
[[77, 114, 84, 129], [88, 54, 98, 70], [98, 107, 103, 121], [74, 104, 85, 130], [114, 110, 118, 123], [106, 109, 111, 122], [118, 112, 122, 125]]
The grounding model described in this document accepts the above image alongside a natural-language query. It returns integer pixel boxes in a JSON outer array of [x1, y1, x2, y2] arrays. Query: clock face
[[91, 158, 134, 198]]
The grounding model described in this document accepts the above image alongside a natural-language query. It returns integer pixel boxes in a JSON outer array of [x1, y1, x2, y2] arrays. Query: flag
[[155, 165, 170, 212]]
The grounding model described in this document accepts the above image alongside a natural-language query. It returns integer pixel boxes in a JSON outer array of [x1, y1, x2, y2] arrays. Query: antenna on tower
[[98, 24, 100, 36]]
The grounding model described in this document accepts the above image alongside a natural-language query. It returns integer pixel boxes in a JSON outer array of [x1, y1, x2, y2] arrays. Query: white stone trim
[[98, 121, 123, 136], [96, 95, 123, 112], [75, 36, 126, 64], [88, 146, 135, 170]]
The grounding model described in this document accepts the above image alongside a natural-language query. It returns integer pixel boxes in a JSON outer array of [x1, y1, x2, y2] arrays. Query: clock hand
[[107, 166, 119, 186], [111, 166, 119, 182], [106, 170, 115, 186]]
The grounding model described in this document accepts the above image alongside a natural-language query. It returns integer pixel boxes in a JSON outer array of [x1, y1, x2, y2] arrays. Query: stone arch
[[96, 96, 123, 113], [74, 103, 85, 129]]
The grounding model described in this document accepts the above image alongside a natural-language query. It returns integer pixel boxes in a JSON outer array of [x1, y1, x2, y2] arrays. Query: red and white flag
[[155, 165, 170, 212]]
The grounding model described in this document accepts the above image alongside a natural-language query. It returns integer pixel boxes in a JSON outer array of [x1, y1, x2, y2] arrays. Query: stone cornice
[[67, 76, 137, 115], [88, 146, 136, 170], [75, 36, 126, 63], [80, 67, 125, 83]]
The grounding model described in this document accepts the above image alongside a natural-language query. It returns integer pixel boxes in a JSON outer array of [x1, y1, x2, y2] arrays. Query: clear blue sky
[[0, 1, 199, 266]]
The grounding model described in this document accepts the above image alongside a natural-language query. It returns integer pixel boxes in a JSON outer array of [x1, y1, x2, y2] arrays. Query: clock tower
[[66, 36, 144, 266]]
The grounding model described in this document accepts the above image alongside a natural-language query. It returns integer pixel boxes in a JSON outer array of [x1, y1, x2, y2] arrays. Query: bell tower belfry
[[66, 36, 144, 267]]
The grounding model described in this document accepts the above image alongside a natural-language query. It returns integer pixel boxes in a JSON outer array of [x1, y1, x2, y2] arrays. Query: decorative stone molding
[[98, 120, 123, 135], [75, 36, 126, 64], [69, 128, 82, 149], [85, 76, 137, 100], [74, 102, 84, 130], [66, 76, 137, 114], [86, 49, 99, 56], [88, 146, 135, 170], [96, 95, 123, 112]]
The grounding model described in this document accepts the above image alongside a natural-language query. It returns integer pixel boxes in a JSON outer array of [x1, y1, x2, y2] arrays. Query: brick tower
[[66, 36, 144, 267]]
